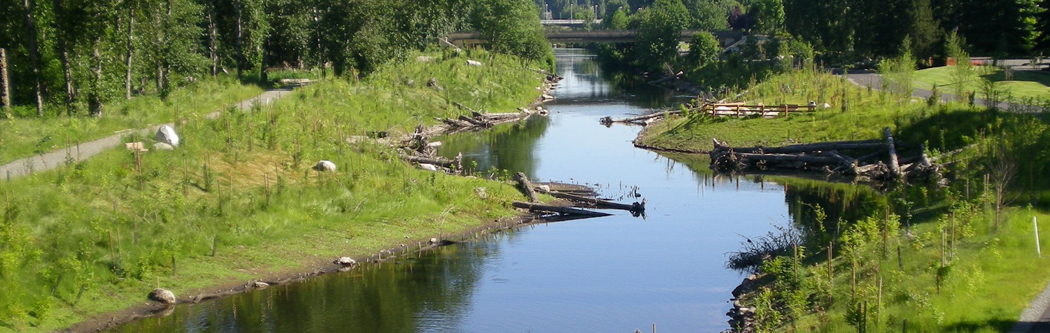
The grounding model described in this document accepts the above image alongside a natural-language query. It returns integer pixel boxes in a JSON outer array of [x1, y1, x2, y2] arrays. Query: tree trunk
[[884, 127, 901, 178], [54, 0, 75, 114], [125, 0, 135, 100], [208, 7, 217, 77], [511, 201, 612, 217], [88, 38, 104, 117], [23, 0, 44, 117], [515, 172, 539, 203], [235, 0, 244, 80], [1, 48, 10, 118]]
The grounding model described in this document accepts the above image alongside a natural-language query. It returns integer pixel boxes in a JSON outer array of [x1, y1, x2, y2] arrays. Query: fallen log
[[535, 188, 644, 213], [884, 127, 901, 179], [515, 172, 539, 203], [512, 201, 612, 217], [458, 115, 490, 128], [734, 152, 842, 164], [401, 153, 462, 171], [601, 110, 684, 126], [727, 140, 885, 154]]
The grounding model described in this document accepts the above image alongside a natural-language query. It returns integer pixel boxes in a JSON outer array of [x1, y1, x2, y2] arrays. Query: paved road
[[843, 70, 1026, 111], [0, 88, 293, 180]]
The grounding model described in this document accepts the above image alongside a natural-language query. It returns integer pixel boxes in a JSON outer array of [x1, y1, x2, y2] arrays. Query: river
[[110, 48, 876, 332]]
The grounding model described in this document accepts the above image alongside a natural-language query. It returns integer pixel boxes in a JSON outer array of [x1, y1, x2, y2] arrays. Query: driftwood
[[400, 153, 462, 171], [884, 127, 901, 178], [537, 188, 645, 214], [439, 103, 537, 131], [515, 172, 539, 203], [709, 131, 942, 182], [512, 201, 612, 217], [601, 110, 684, 126]]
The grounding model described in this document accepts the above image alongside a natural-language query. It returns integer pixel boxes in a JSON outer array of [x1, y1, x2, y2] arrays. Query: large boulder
[[313, 160, 337, 172], [149, 288, 177, 305], [155, 125, 180, 147]]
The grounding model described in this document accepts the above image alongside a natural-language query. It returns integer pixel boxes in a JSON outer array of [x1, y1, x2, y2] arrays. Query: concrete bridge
[[448, 30, 744, 47], [540, 19, 603, 27]]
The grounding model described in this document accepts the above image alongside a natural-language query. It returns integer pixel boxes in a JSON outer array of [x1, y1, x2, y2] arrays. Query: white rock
[[536, 185, 551, 193], [541, 94, 555, 101], [313, 160, 337, 172], [149, 288, 177, 305], [153, 142, 175, 151], [419, 163, 439, 172], [821, 103, 832, 109], [333, 257, 357, 267], [429, 238, 439, 245], [466, 60, 483, 66], [253, 281, 270, 289], [155, 125, 180, 146]]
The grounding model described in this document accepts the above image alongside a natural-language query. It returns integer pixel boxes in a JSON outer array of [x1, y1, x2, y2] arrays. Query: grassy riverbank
[[0, 49, 546, 332], [638, 67, 1050, 331], [0, 77, 264, 165]]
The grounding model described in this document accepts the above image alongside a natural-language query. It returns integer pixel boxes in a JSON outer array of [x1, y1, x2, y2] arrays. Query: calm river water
[[111, 48, 874, 332]]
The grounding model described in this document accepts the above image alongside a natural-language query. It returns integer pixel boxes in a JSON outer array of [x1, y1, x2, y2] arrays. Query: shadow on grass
[[943, 318, 1019, 332]]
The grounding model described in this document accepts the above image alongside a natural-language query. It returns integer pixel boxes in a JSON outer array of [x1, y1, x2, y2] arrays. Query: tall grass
[[0, 49, 546, 332]]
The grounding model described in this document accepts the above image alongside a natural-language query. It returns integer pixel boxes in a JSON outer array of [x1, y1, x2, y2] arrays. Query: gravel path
[[0, 88, 294, 180]]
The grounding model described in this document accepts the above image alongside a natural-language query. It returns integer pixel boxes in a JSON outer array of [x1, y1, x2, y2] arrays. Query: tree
[[750, 0, 785, 35], [473, 0, 553, 66], [684, 31, 720, 69], [21, 0, 45, 116], [908, 0, 941, 64], [945, 30, 973, 102], [635, 0, 689, 72], [1035, 0, 1050, 52]]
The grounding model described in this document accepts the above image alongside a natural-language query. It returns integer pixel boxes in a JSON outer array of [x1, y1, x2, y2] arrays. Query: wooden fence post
[[1036, 216, 1042, 257]]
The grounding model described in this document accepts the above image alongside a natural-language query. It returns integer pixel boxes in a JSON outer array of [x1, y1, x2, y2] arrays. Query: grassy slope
[[639, 68, 1050, 332], [912, 66, 1050, 101], [0, 49, 546, 332], [0, 76, 264, 165]]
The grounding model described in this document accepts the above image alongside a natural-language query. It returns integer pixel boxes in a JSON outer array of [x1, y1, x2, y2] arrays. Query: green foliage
[[683, 32, 720, 69], [635, 0, 690, 72], [878, 43, 917, 100], [472, 0, 554, 67], [750, 0, 785, 35]]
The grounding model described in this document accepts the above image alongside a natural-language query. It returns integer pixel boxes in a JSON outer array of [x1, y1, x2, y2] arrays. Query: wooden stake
[[1036, 216, 1042, 257]]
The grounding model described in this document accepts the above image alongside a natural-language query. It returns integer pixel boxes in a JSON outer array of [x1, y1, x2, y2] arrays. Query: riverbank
[[0, 49, 552, 332], [630, 66, 1050, 331]]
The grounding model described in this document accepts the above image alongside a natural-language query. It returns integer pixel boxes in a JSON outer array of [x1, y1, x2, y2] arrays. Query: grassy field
[[639, 66, 1050, 332], [0, 48, 547, 332], [0, 77, 264, 165], [912, 65, 1050, 102]]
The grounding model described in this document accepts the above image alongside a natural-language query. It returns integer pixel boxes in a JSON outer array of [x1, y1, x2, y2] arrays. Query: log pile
[[709, 128, 940, 182], [397, 125, 462, 173], [600, 110, 684, 126], [438, 102, 543, 130], [513, 174, 646, 218]]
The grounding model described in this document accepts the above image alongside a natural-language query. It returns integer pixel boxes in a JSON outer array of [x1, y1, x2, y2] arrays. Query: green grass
[[640, 66, 1050, 332], [0, 76, 264, 165], [0, 48, 547, 332], [912, 66, 1050, 102]]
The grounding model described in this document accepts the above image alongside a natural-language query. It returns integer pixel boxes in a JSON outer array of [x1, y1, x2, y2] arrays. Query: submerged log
[[515, 172, 539, 203], [512, 201, 612, 217]]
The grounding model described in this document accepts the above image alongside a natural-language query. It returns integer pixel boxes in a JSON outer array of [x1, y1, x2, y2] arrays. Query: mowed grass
[[0, 48, 547, 332], [0, 76, 264, 165], [912, 65, 1050, 101]]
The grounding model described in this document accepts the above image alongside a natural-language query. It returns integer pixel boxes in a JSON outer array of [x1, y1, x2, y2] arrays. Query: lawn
[[912, 66, 1050, 102]]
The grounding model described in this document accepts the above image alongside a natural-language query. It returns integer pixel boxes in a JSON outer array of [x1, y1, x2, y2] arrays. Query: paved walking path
[[844, 70, 1043, 112], [0, 88, 293, 180], [843, 70, 1050, 333]]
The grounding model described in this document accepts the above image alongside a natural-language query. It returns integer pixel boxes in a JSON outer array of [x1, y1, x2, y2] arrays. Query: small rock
[[541, 94, 555, 101], [155, 125, 180, 147], [821, 103, 832, 109], [536, 185, 550, 193], [148, 288, 177, 305], [153, 142, 175, 151], [429, 238, 438, 245], [333, 257, 357, 267], [253, 281, 270, 289], [419, 163, 439, 172], [466, 59, 483, 66], [808, 101, 817, 107], [313, 160, 337, 172]]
